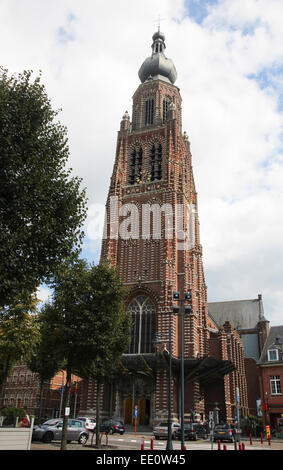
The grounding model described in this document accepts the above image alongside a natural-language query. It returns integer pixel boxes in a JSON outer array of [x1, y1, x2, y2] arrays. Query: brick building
[[1, 361, 81, 421], [78, 29, 248, 426], [257, 325, 283, 434], [208, 295, 270, 416]]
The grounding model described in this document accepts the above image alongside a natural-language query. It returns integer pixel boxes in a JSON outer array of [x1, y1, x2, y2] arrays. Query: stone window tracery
[[127, 295, 155, 354]]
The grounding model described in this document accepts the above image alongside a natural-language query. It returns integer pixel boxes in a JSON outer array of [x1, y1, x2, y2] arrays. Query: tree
[[78, 263, 132, 446], [0, 293, 40, 398], [27, 302, 63, 421], [41, 258, 131, 450], [0, 67, 87, 307]]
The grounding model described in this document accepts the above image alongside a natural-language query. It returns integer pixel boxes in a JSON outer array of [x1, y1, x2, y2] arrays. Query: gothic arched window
[[145, 98, 154, 125], [150, 143, 162, 181], [127, 296, 155, 354], [163, 99, 171, 124], [128, 146, 143, 184]]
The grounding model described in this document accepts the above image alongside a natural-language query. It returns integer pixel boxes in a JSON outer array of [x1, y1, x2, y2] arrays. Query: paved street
[[31, 432, 283, 451]]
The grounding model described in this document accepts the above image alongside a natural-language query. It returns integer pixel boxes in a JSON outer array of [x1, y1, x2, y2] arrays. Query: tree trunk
[[95, 377, 101, 447], [0, 356, 12, 401], [60, 368, 71, 451], [38, 379, 44, 422]]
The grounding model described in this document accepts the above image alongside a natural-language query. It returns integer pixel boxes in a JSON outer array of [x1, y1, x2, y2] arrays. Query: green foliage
[[0, 293, 40, 394], [27, 302, 63, 382], [44, 258, 131, 377], [0, 67, 87, 307], [1, 407, 26, 422], [241, 414, 263, 436]]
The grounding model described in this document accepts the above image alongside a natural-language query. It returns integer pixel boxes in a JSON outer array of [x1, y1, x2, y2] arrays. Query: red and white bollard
[[260, 433, 263, 444], [218, 440, 221, 450], [242, 443, 246, 450], [141, 437, 144, 450], [150, 438, 154, 450], [250, 433, 252, 445], [268, 436, 271, 446], [223, 444, 227, 450]]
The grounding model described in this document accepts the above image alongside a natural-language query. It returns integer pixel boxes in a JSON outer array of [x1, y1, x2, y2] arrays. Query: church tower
[[97, 29, 235, 425]]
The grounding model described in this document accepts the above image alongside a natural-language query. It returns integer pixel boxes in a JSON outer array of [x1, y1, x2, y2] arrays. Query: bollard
[[239, 443, 242, 450], [218, 440, 221, 450], [223, 444, 227, 450], [150, 438, 154, 450], [183, 445, 187, 450], [242, 443, 245, 450], [250, 433, 252, 445], [268, 436, 271, 446], [260, 433, 263, 444], [141, 437, 144, 450]]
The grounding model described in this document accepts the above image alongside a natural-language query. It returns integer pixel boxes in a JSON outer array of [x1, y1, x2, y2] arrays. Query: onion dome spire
[[138, 30, 177, 84]]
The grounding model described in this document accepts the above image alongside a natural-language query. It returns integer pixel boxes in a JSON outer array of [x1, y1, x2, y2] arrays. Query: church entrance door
[[124, 398, 132, 425], [139, 398, 150, 425]]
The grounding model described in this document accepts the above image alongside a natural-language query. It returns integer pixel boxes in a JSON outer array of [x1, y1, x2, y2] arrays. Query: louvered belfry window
[[150, 143, 162, 181], [128, 146, 143, 184], [163, 99, 170, 124], [127, 296, 155, 354], [145, 98, 154, 125]]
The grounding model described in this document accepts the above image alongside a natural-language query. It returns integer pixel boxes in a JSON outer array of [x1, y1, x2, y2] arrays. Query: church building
[[79, 29, 249, 426]]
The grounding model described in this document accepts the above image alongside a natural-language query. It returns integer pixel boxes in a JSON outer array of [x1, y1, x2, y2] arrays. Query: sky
[[1, 0, 282, 326]]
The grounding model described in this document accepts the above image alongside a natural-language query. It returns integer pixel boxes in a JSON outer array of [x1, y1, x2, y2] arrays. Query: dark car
[[213, 424, 236, 442], [100, 419, 125, 435], [176, 423, 207, 441], [32, 418, 89, 444]]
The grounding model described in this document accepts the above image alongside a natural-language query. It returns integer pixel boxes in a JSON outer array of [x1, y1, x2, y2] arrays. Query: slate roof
[[258, 325, 283, 365], [207, 296, 267, 330]]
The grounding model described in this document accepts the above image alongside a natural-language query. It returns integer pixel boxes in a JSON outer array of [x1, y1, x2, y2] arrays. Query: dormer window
[[267, 349, 279, 361]]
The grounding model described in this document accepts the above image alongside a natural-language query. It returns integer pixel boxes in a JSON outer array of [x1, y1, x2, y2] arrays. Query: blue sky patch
[[183, 0, 219, 24]]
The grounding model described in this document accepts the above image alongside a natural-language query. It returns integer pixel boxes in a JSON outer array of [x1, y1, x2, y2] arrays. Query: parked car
[[176, 423, 208, 441], [32, 418, 89, 444], [213, 424, 236, 442], [153, 422, 181, 440], [100, 419, 125, 435], [76, 416, 96, 431]]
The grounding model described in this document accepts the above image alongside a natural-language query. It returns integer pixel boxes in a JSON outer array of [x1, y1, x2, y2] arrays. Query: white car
[[76, 417, 96, 431], [153, 422, 181, 440]]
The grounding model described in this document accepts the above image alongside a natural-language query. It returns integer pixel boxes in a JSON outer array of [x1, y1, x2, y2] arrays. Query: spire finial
[[154, 15, 165, 33]]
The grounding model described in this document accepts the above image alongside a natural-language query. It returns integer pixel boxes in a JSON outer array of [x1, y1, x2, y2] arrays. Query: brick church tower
[[83, 29, 236, 425]]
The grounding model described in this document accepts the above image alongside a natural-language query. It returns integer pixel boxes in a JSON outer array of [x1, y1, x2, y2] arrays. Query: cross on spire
[[154, 15, 165, 32]]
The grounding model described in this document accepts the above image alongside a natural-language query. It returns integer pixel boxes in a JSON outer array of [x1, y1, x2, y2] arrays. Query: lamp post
[[172, 290, 192, 451], [153, 315, 173, 451]]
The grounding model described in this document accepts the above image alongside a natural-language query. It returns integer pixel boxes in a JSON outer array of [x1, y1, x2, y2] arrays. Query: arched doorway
[[124, 398, 132, 425], [139, 398, 150, 425]]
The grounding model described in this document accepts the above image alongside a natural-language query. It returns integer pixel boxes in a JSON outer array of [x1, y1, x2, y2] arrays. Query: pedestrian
[[19, 414, 30, 428]]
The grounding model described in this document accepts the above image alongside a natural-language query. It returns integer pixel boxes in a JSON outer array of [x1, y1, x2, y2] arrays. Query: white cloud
[[1, 0, 283, 325], [36, 286, 51, 304]]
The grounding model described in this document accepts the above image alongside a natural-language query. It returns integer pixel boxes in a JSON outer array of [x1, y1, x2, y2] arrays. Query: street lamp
[[172, 290, 192, 450], [153, 319, 173, 451]]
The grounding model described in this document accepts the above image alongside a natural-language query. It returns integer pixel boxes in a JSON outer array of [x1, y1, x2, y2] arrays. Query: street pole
[[180, 299, 185, 450], [173, 290, 191, 451], [166, 312, 173, 451]]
